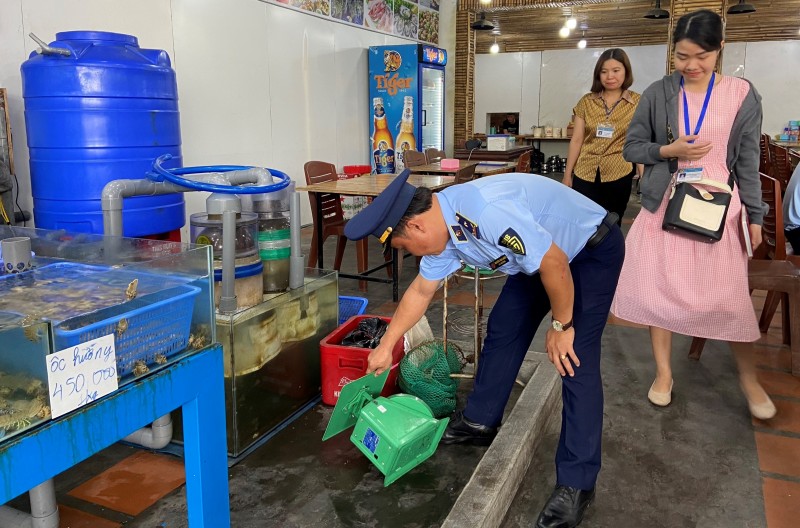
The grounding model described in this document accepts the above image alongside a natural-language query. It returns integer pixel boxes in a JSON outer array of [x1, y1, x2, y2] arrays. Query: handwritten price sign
[[46, 334, 119, 419]]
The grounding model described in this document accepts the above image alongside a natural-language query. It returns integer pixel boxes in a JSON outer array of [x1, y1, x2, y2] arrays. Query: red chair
[[303, 161, 368, 287]]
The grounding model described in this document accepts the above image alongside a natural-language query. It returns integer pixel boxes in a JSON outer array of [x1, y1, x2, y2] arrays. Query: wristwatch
[[551, 318, 573, 332]]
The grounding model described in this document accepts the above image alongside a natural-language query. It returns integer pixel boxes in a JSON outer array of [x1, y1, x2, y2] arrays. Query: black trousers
[[463, 226, 625, 490], [787, 227, 800, 254], [572, 167, 635, 226]]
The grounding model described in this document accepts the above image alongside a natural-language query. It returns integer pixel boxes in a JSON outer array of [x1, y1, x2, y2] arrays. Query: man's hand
[[546, 327, 579, 377], [366, 342, 394, 376]]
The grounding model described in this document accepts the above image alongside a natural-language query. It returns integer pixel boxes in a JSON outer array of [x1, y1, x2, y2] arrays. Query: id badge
[[596, 124, 614, 138], [676, 167, 704, 183]]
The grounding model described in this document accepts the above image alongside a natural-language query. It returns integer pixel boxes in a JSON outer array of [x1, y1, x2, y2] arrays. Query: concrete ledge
[[442, 351, 561, 528]]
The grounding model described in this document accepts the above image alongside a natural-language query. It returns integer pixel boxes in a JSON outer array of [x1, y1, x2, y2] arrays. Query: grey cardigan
[[623, 71, 768, 225]]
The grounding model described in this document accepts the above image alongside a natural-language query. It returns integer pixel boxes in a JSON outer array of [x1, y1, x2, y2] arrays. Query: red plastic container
[[320, 315, 404, 405], [343, 164, 371, 177]]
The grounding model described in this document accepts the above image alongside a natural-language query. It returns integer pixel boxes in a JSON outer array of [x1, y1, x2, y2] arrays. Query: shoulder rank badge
[[450, 225, 468, 242], [456, 213, 480, 239], [489, 255, 508, 270], [498, 228, 526, 255]]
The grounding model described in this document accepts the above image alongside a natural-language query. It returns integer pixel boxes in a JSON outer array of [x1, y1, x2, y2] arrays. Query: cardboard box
[[487, 134, 516, 151]]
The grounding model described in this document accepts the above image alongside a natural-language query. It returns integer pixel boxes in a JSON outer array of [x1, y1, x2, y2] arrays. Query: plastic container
[[338, 296, 369, 324], [212, 258, 264, 311], [190, 212, 258, 260], [243, 186, 291, 293], [320, 315, 403, 405], [21, 31, 185, 237]]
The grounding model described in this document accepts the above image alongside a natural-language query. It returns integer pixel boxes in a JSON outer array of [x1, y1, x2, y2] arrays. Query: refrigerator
[[368, 44, 447, 174]]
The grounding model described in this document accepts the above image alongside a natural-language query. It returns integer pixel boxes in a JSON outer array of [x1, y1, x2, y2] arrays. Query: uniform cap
[[344, 169, 417, 241]]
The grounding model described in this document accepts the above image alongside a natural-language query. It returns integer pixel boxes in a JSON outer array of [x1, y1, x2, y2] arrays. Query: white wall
[[475, 41, 800, 138], [0, 0, 458, 237]]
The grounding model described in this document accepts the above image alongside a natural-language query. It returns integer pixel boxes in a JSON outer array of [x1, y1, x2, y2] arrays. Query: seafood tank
[[0, 226, 215, 443], [176, 268, 338, 457]]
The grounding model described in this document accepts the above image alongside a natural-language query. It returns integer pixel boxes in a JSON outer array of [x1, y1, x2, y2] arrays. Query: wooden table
[[297, 174, 455, 300], [454, 145, 533, 162], [408, 160, 517, 177]]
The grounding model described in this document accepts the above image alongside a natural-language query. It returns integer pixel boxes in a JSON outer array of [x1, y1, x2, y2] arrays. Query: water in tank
[[21, 31, 185, 237]]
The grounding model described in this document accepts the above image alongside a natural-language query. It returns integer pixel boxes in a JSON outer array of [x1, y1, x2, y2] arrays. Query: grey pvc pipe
[[0, 479, 58, 528], [218, 209, 238, 313], [122, 414, 173, 449], [289, 191, 304, 289], [100, 171, 265, 236]]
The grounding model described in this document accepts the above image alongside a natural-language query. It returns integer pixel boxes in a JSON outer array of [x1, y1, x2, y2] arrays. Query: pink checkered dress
[[611, 76, 760, 342]]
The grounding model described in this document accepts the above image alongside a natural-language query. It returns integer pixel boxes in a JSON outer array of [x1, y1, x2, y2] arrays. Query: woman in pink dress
[[612, 9, 775, 419]]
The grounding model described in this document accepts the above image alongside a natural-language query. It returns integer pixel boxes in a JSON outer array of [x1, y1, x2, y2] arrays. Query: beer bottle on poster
[[372, 97, 395, 174], [395, 96, 417, 169]]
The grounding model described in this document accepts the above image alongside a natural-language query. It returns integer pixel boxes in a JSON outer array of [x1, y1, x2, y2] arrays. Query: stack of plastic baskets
[[338, 295, 368, 324]]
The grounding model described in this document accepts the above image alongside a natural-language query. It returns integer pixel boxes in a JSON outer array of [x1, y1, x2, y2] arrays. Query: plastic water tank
[[21, 31, 185, 236]]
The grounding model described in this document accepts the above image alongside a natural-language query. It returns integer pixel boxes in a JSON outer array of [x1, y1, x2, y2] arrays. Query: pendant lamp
[[644, 0, 670, 19]]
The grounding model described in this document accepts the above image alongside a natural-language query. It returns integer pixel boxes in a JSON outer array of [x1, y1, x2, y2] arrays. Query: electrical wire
[[0, 197, 11, 225]]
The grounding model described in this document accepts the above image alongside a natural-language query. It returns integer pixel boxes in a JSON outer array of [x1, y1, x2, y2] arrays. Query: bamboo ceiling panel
[[460, 0, 800, 54]]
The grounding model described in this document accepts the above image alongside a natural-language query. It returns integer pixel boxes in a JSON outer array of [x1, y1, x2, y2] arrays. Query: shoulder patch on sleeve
[[456, 212, 480, 239], [498, 228, 526, 255]]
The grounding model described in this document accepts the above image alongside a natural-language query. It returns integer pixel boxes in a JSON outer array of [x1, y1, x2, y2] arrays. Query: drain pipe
[[289, 184, 304, 290], [121, 414, 173, 449], [0, 479, 58, 528], [206, 193, 242, 314]]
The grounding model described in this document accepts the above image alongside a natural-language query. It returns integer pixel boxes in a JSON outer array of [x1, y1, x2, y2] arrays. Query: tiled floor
[[749, 299, 800, 528]]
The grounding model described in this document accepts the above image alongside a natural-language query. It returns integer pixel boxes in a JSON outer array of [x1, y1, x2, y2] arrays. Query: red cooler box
[[320, 315, 404, 405]]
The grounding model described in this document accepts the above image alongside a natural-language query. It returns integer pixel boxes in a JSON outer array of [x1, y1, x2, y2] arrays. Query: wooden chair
[[788, 149, 800, 172], [754, 173, 798, 335], [516, 150, 532, 173], [759, 133, 772, 175], [402, 150, 427, 168], [454, 163, 477, 184], [769, 143, 792, 193], [303, 161, 368, 287], [425, 148, 445, 163], [689, 174, 800, 371]]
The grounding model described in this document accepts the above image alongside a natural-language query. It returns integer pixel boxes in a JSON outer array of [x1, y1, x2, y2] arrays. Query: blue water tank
[[21, 31, 185, 236]]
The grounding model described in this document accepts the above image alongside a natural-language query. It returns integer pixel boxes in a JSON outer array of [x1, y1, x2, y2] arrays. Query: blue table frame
[[0, 344, 230, 527]]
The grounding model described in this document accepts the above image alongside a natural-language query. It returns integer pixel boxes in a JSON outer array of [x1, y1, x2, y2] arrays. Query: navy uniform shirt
[[420, 173, 607, 281]]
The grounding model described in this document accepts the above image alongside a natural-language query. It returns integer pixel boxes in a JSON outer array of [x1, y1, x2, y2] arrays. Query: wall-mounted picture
[[365, 0, 394, 32], [419, 0, 439, 11], [393, 0, 418, 39], [418, 9, 439, 44], [332, 0, 364, 24], [290, 0, 331, 16]]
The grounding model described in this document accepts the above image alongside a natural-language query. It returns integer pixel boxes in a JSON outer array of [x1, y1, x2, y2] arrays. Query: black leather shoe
[[439, 410, 497, 446], [535, 485, 595, 528]]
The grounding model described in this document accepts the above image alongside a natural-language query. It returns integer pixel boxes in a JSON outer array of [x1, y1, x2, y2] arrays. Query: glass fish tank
[[206, 268, 337, 457], [0, 226, 215, 444]]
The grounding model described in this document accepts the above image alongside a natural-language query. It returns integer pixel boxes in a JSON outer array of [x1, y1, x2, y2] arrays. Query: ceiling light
[[727, 0, 756, 14], [578, 39, 587, 49], [490, 40, 499, 54], [643, 0, 670, 19], [479, 0, 492, 4], [471, 12, 495, 31], [567, 17, 577, 30], [559, 26, 570, 38]]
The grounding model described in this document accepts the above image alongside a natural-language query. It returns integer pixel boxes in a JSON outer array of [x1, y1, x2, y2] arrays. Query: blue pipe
[[148, 154, 291, 194]]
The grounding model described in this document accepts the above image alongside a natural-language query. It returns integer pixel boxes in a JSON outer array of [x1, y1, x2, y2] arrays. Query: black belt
[[586, 211, 618, 249]]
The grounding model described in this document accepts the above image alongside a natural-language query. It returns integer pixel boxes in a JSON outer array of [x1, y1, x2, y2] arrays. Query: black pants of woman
[[571, 167, 635, 227]]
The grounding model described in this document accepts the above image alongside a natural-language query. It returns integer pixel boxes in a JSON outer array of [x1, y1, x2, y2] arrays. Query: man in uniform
[[344, 170, 624, 528]]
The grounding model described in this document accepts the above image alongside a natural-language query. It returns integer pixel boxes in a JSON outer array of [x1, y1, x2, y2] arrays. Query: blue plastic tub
[[338, 296, 368, 325], [0, 262, 199, 378]]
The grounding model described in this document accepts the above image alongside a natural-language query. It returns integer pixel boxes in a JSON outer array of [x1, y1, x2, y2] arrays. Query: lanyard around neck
[[680, 73, 715, 142], [601, 92, 623, 118]]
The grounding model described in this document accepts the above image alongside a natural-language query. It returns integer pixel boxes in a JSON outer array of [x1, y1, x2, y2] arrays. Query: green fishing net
[[399, 340, 466, 418]]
